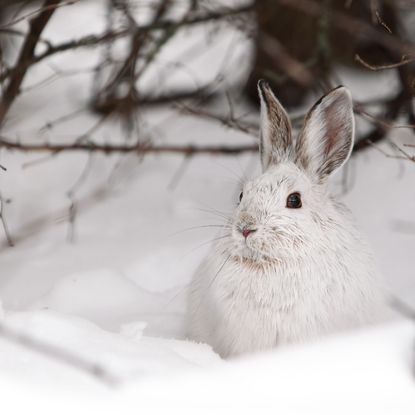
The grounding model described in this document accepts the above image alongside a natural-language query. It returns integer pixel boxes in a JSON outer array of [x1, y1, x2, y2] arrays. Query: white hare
[[188, 81, 383, 358]]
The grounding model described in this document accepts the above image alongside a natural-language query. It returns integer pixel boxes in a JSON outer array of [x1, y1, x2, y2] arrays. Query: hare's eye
[[239, 191, 243, 202], [286, 192, 302, 209]]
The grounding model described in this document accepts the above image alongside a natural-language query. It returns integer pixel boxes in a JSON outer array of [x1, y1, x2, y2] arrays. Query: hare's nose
[[241, 227, 256, 238]]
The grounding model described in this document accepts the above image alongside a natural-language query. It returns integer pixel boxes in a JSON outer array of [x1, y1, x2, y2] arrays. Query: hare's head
[[231, 81, 355, 261]]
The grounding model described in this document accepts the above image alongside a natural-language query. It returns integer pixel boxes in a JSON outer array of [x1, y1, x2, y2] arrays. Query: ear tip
[[257, 79, 268, 88], [321, 86, 353, 110], [333, 85, 352, 99], [257, 79, 267, 96]]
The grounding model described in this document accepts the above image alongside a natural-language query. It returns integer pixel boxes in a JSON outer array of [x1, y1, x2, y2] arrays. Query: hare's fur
[[188, 82, 383, 358]]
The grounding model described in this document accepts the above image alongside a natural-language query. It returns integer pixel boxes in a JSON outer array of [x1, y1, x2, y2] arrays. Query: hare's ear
[[295, 86, 354, 179], [258, 80, 293, 171]]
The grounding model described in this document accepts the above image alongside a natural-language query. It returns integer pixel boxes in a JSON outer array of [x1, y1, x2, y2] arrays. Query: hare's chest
[[208, 261, 326, 353], [216, 261, 304, 310]]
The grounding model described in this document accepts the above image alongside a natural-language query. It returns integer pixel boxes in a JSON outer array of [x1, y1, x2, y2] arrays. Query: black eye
[[239, 191, 243, 202], [286, 192, 302, 209]]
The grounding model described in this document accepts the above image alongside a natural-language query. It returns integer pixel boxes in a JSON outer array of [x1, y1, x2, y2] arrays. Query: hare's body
[[189, 189, 381, 357], [188, 82, 383, 357]]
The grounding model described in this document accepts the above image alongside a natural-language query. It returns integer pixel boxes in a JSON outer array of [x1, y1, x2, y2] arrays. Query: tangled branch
[[0, 0, 62, 125]]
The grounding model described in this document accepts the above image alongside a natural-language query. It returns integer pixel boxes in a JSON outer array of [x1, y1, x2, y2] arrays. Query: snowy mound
[[0, 309, 414, 414], [0, 308, 221, 401]]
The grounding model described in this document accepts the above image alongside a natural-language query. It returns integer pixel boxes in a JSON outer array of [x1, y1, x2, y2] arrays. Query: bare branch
[[259, 32, 314, 87], [355, 54, 415, 71], [0, 4, 254, 84], [0, 0, 79, 29], [0, 135, 258, 155], [375, 10, 392, 34], [0, 321, 118, 386], [0, 193, 13, 246], [0, 0, 62, 126], [275, 0, 415, 57], [175, 102, 259, 136]]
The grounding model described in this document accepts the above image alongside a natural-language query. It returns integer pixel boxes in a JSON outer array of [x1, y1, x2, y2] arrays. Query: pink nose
[[242, 228, 256, 238]]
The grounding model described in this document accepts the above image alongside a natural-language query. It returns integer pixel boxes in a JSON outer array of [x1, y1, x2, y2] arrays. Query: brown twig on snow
[[0, 321, 118, 386], [0, 0, 79, 29], [389, 141, 415, 163], [0, 193, 13, 246], [0, 135, 258, 155], [0, 0, 61, 126], [92, 86, 218, 115], [0, 4, 254, 84], [0, 1, 253, 132], [355, 54, 415, 71], [0, 181, 109, 250], [175, 102, 259, 136], [355, 105, 415, 130], [389, 295, 415, 321], [66, 153, 93, 243], [353, 91, 408, 152]]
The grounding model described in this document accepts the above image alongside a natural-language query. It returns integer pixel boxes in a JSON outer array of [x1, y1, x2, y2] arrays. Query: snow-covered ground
[[0, 1, 414, 412]]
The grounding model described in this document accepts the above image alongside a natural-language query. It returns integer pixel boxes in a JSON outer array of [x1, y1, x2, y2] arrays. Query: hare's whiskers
[[168, 224, 232, 238], [181, 234, 232, 259], [191, 207, 231, 222]]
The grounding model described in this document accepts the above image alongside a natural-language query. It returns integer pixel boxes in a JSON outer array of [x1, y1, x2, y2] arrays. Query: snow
[[0, 314, 414, 414], [0, 0, 414, 412], [0, 309, 220, 386]]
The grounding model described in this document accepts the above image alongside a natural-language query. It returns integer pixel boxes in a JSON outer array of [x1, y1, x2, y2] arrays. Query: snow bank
[[119, 320, 415, 414], [0, 312, 414, 414], [0, 309, 220, 388]]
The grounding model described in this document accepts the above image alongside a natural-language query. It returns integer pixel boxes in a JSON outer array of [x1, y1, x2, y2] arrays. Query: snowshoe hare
[[188, 81, 383, 358]]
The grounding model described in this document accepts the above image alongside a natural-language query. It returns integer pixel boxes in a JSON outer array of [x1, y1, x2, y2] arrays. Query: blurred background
[[0, 0, 414, 394]]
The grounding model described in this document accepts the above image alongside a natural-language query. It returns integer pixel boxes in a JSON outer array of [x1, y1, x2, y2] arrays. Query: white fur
[[299, 87, 355, 177], [187, 85, 383, 358]]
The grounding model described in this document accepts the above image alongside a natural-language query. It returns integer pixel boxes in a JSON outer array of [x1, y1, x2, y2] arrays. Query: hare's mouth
[[230, 229, 265, 258], [231, 250, 282, 269], [232, 242, 270, 262], [231, 232, 291, 262]]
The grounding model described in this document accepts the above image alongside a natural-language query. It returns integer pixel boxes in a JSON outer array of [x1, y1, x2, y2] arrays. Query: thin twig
[[389, 295, 415, 320], [355, 54, 415, 71], [0, 0, 79, 29], [0, 193, 13, 246], [0, 0, 62, 126], [66, 153, 93, 242], [167, 154, 193, 190], [389, 142, 415, 163], [0, 321, 118, 386], [175, 102, 259, 136], [355, 106, 415, 129], [0, 136, 258, 155], [0, 4, 254, 84], [276, 0, 415, 57], [375, 10, 392, 34]]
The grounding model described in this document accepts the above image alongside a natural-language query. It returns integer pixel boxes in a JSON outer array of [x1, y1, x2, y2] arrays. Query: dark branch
[[0, 321, 118, 386], [0, 0, 61, 126], [0, 4, 254, 84], [0, 136, 258, 155], [276, 0, 415, 57]]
